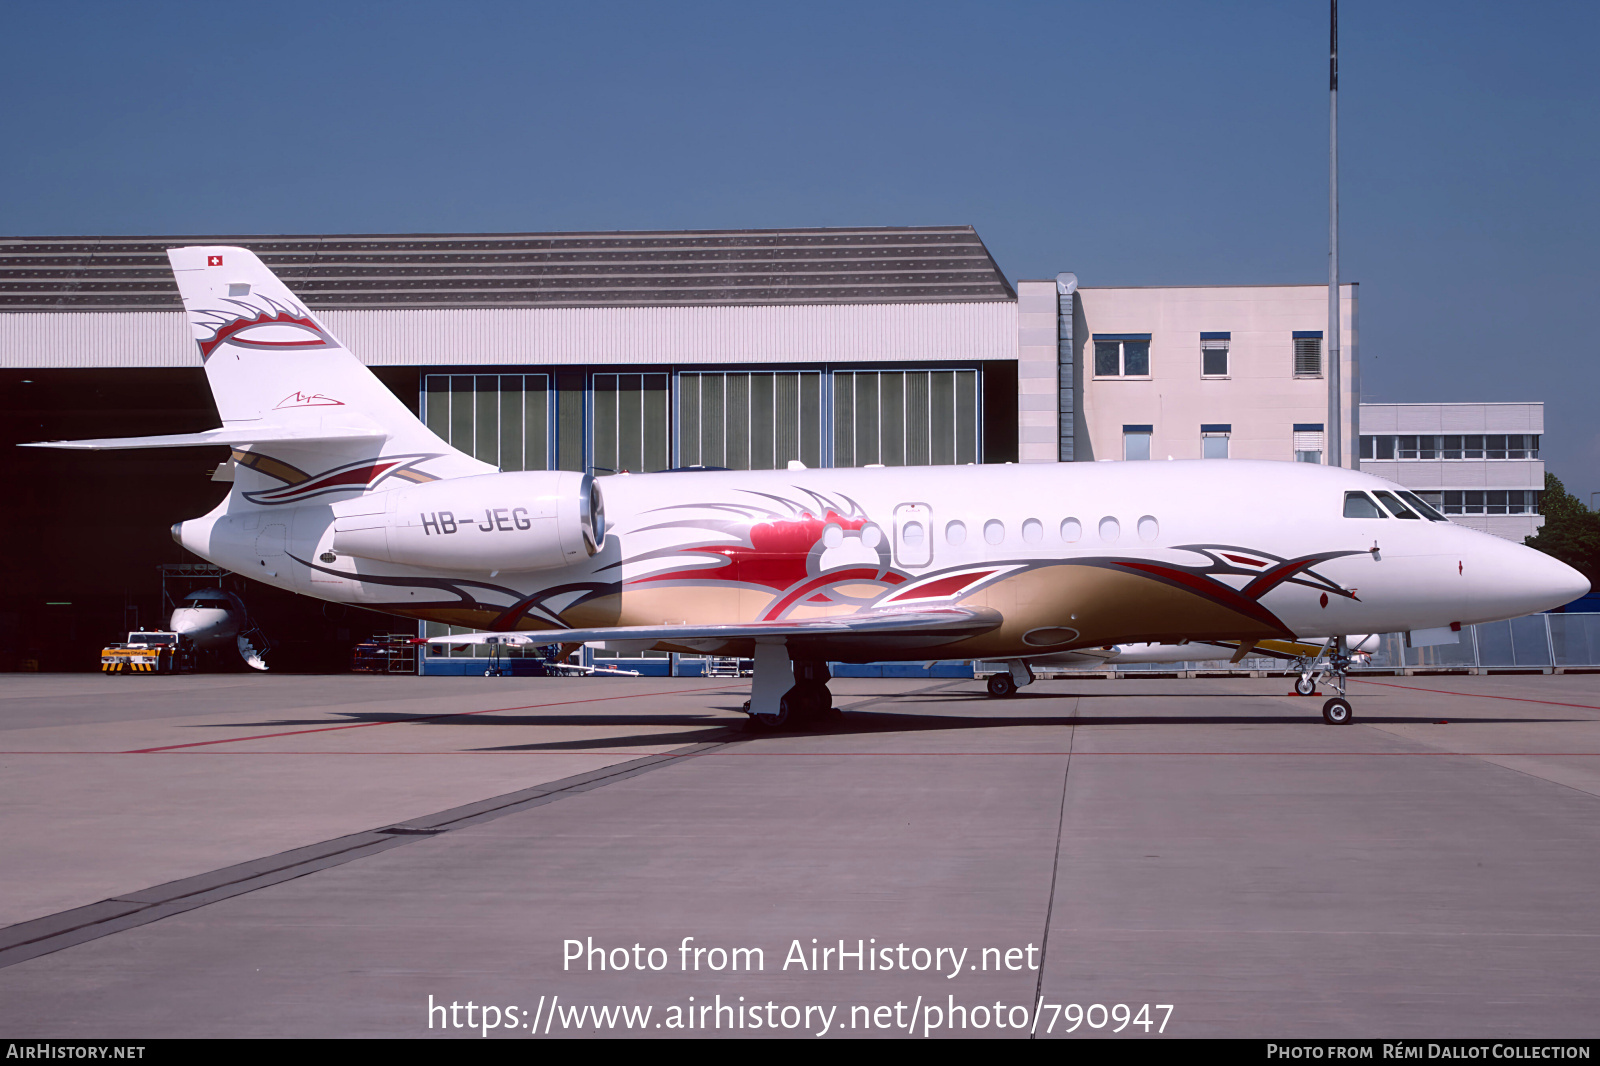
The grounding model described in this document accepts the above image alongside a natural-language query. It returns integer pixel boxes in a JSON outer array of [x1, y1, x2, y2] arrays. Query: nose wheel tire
[[1322, 697, 1353, 725], [1294, 675, 1317, 696], [987, 673, 1018, 698]]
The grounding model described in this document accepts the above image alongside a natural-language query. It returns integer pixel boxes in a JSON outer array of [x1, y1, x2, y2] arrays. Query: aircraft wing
[[426, 606, 1003, 653], [20, 425, 388, 450]]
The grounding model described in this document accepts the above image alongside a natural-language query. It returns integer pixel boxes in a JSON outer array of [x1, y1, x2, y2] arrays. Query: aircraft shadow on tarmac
[[176, 702, 1581, 754], [467, 704, 1581, 752]]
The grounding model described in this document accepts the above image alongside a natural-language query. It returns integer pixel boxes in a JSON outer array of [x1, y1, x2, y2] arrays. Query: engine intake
[[329, 471, 605, 572]]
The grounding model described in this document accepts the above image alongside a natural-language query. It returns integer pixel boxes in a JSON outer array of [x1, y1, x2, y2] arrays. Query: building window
[[680, 371, 821, 470], [1200, 332, 1229, 377], [1441, 490, 1541, 515], [422, 373, 552, 471], [1123, 424, 1152, 461], [1293, 331, 1322, 377], [1201, 423, 1230, 459], [832, 369, 977, 468], [1359, 434, 1539, 461], [1093, 334, 1151, 377], [1293, 423, 1324, 464]]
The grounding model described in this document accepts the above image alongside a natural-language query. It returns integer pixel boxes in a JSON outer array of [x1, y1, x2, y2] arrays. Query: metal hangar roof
[[0, 226, 1016, 312]]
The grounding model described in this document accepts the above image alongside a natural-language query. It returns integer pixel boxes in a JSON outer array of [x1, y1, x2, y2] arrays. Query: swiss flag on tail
[[207, 255, 222, 266]]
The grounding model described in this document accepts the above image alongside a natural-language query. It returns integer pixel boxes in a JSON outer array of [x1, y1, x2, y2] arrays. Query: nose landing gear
[[1297, 637, 1357, 724]]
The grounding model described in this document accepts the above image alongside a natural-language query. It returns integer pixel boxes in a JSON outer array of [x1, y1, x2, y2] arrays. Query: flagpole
[[1327, 0, 1342, 467]]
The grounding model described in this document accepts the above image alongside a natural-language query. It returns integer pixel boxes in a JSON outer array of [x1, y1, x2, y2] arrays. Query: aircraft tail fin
[[160, 246, 490, 503]]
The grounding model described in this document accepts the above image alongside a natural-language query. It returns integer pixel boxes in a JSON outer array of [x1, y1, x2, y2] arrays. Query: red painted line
[[120, 684, 737, 754], [1353, 678, 1600, 712]]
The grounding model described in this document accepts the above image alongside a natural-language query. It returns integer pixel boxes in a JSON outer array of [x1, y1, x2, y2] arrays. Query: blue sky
[[4, 0, 1596, 501]]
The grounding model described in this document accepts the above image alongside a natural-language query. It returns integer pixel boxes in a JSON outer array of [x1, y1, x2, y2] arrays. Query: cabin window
[[1343, 491, 1385, 518], [1060, 517, 1082, 542], [945, 520, 967, 546], [983, 520, 1005, 545], [1373, 490, 1420, 519]]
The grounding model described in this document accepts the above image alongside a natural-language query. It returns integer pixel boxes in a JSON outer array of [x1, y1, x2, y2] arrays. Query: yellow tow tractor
[[101, 631, 194, 674]]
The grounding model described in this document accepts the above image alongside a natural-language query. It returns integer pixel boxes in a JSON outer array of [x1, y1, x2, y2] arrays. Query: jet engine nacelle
[[329, 471, 605, 573]]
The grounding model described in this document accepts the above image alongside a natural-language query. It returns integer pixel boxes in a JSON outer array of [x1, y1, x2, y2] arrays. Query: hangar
[[0, 227, 1019, 669]]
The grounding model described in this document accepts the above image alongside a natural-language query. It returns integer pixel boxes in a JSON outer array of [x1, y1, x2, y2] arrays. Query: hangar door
[[592, 373, 670, 474], [833, 369, 978, 467], [422, 374, 553, 471], [677, 371, 822, 470]]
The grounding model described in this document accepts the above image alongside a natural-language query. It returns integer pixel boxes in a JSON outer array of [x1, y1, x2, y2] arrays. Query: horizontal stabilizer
[[427, 606, 1003, 650], [21, 425, 389, 451]]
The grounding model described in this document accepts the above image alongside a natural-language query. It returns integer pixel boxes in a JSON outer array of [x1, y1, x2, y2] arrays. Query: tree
[[1525, 472, 1600, 591]]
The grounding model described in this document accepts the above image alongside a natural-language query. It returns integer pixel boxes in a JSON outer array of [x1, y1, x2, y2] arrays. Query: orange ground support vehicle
[[100, 632, 193, 674]]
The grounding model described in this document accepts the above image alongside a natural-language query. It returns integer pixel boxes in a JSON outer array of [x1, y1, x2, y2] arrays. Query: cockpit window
[[1373, 490, 1420, 520], [1398, 490, 1448, 522], [1343, 491, 1385, 518]]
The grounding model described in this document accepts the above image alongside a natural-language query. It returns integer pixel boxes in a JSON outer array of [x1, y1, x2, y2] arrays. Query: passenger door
[[893, 503, 933, 569]]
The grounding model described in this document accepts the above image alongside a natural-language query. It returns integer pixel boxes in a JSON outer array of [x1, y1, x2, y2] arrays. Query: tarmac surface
[[1, 670, 1598, 1039]]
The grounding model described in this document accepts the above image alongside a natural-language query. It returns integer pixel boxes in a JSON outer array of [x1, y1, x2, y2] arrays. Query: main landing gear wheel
[[749, 691, 798, 731], [987, 672, 1017, 698], [797, 681, 839, 722], [1322, 697, 1353, 725], [1294, 675, 1317, 696], [750, 684, 830, 732]]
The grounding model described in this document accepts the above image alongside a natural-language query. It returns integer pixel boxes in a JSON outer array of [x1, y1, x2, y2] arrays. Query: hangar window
[[678, 371, 821, 470], [422, 374, 552, 471], [833, 369, 977, 467], [593, 373, 669, 474]]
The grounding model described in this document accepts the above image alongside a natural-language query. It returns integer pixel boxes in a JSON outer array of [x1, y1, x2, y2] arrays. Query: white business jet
[[168, 587, 269, 670], [25, 248, 1587, 727]]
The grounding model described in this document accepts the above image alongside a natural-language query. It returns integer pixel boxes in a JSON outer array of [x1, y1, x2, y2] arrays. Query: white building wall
[[1071, 284, 1357, 464], [0, 301, 1018, 369]]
